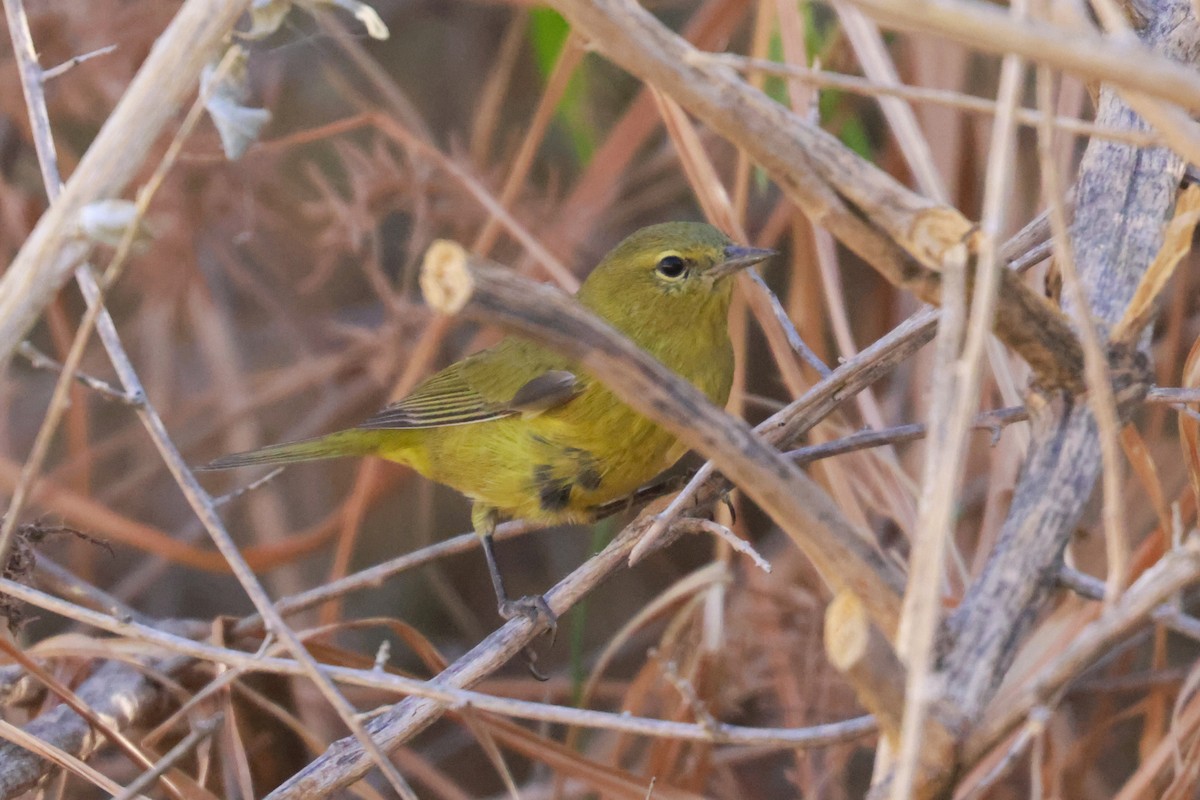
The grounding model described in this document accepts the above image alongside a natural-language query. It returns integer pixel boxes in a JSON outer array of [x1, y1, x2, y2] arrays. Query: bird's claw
[[522, 645, 550, 681], [499, 595, 557, 642]]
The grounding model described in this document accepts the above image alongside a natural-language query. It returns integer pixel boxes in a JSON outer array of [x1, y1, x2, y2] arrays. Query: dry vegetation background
[[3, 0, 1200, 797]]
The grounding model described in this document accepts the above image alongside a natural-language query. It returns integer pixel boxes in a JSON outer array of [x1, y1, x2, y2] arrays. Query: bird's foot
[[499, 595, 557, 640], [498, 595, 557, 679]]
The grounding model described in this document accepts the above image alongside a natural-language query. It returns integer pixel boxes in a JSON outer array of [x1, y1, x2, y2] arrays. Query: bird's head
[[577, 222, 774, 331]]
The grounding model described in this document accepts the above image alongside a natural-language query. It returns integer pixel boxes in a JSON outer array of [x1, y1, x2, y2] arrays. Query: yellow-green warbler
[[203, 222, 773, 627]]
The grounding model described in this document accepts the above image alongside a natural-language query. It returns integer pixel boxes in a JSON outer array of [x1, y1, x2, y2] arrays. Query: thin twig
[[0, 0, 254, 371], [112, 715, 222, 800], [41, 43, 117, 81], [1058, 565, 1200, 642], [701, 53, 1162, 148], [0, 576, 878, 751], [231, 519, 546, 638], [1145, 387, 1200, 403], [785, 406, 1030, 464], [673, 518, 772, 574], [847, 0, 1200, 111], [744, 270, 831, 378], [34, 556, 159, 627], [212, 467, 285, 508], [15, 341, 136, 404], [957, 707, 1051, 800]]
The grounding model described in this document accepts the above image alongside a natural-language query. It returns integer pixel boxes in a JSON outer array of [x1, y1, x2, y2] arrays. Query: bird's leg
[[472, 504, 557, 638]]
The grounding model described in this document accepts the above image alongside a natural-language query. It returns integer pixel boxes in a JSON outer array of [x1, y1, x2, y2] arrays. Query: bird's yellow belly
[[370, 321, 732, 527], [412, 395, 679, 524]]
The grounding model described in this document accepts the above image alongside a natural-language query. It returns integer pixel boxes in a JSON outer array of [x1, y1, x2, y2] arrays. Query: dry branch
[[906, 1, 1198, 795], [824, 590, 906, 744], [0, 0, 253, 373], [848, 0, 1200, 111], [545, 0, 1086, 391], [0, 658, 184, 797]]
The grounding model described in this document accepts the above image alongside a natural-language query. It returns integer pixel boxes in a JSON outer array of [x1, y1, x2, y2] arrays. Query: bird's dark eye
[[656, 254, 687, 279]]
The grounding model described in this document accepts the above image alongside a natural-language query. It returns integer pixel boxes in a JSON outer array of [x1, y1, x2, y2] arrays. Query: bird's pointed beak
[[710, 244, 776, 281]]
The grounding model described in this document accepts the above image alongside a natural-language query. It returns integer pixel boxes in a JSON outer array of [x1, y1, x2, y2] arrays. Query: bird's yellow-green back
[[205, 222, 766, 528]]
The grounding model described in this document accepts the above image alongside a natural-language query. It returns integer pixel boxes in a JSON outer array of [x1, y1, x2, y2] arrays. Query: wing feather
[[357, 340, 581, 431]]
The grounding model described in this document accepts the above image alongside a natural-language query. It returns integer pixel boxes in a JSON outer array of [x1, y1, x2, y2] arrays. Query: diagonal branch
[[0, 0, 252, 374], [544, 0, 1085, 391], [847, 0, 1200, 111], [937, 0, 1192, 724], [899, 1, 1197, 796]]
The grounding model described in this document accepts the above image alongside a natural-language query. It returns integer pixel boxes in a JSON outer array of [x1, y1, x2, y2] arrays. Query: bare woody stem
[[261, 476, 879, 798], [899, 2, 1198, 796], [847, 0, 1200, 110], [0, 0, 253, 375], [0, 4, 422, 795], [545, 0, 1086, 392]]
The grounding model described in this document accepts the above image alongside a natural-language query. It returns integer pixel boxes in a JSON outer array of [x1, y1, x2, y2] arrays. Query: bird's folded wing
[[358, 346, 581, 430]]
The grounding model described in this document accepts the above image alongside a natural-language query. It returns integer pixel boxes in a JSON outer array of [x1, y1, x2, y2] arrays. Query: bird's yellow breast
[[372, 312, 734, 525]]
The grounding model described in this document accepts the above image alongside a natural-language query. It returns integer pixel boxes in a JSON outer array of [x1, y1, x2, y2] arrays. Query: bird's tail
[[198, 430, 379, 471]]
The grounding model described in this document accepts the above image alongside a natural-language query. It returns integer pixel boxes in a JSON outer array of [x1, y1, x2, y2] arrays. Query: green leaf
[[529, 8, 570, 77], [527, 9, 595, 164]]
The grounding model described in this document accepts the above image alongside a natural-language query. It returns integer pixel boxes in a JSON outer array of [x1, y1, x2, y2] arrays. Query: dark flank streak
[[533, 463, 573, 511], [577, 465, 602, 491], [538, 479, 573, 511]]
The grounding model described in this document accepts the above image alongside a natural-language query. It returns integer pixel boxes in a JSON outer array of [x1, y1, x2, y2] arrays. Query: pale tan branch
[[0, 0, 251, 372], [825, 591, 906, 745], [545, 0, 1086, 391], [847, 0, 1200, 111]]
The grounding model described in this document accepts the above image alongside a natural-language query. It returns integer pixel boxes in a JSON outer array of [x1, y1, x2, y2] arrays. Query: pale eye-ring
[[656, 254, 687, 279]]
